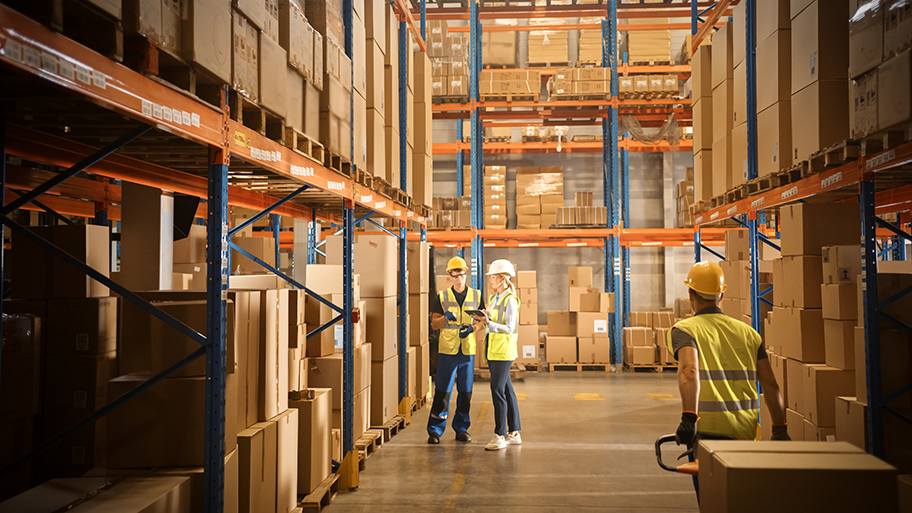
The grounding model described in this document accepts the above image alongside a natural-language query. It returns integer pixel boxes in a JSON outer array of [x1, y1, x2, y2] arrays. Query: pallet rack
[[0, 0, 430, 508], [690, 1, 912, 463]]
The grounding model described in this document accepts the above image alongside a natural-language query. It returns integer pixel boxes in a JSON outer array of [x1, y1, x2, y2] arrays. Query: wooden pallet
[[808, 141, 858, 173], [527, 61, 574, 68], [475, 365, 526, 380], [324, 151, 353, 177], [354, 168, 374, 189], [371, 415, 406, 443], [629, 60, 675, 66], [416, 204, 432, 219], [284, 127, 325, 163], [571, 135, 602, 142], [550, 363, 611, 372], [482, 63, 516, 69], [624, 363, 678, 373], [550, 93, 609, 102], [577, 60, 602, 68], [229, 91, 286, 143], [772, 160, 811, 188], [725, 184, 747, 204], [860, 128, 910, 156], [370, 176, 393, 199], [710, 193, 726, 209], [298, 473, 340, 513], [522, 363, 544, 372], [745, 174, 775, 196], [13, 0, 124, 62], [432, 94, 470, 104], [354, 431, 381, 461], [480, 93, 539, 103], [412, 395, 428, 412], [392, 187, 411, 208], [521, 136, 566, 143]]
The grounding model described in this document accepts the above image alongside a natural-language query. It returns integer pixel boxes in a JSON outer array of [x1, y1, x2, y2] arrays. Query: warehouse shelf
[[411, 227, 732, 246], [433, 139, 692, 153], [446, 22, 719, 31], [420, 1, 728, 20], [432, 98, 690, 113]]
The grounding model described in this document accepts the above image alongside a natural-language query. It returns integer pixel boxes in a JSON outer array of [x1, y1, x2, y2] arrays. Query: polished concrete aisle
[[331, 371, 700, 512]]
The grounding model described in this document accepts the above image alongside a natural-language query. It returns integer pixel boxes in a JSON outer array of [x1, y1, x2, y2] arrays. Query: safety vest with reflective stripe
[[438, 287, 482, 355], [486, 291, 519, 361], [666, 312, 762, 440]]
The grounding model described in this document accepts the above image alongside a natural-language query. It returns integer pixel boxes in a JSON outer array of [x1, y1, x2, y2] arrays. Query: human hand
[[445, 311, 458, 322], [675, 412, 698, 446]]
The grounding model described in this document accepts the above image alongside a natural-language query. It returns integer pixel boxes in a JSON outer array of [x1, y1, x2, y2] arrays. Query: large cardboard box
[[567, 267, 592, 288], [150, 300, 236, 377], [694, 149, 713, 202], [780, 255, 822, 308], [370, 356, 398, 425], [258, 290, 289, 421], [790, 79, 850, 164], [790, 0, 850, 94], [757, 30, 792, 113], [732, 122, 747, 187], [821, 283, 857, 320], [182, 0, 232, 83], [692, 98, 713, 151], [12, 224, 110, 300], [232, 11, 259, 103], [107, 373, 238, 468], [624, 345, 655, 365], [416, 342, 431, 399], [779, 203, 860, 257], [712, 136, 732, 197], [578, 334, 610, 364], [733, 62, 746, 127], [288, 388, 331, 495], [848, 1, 884, 78], [878, 49, 912, 130], [0, 476, 194, 513], [692, 45, 713, 100], [517, 325, 540, 365], [408, 294, 429, 346], [854, 326, 912, 408], [697, 441, 898, 513], [545, 336, 577, 364], [307, 356, 343, 410], [623, 327, 652, 347], [46, 297, 117, 355], [363, 296, 398, 361], [546, 311, 576, 337], [770, 353, 789, 407], [779, 307, 825, 363], [238, 422, 277, 513], [231, 236, 276, 275], [575, 312, 608, 338], [835, 396, 867, 450], [757, 101, 792, 176], [407, 241, 429, 294], [711, 23, 733, 89], [757, 0, 791, 43], [802, 364, 855, 427], [824, 319, 856, 370], [712, 79, 734, 142]]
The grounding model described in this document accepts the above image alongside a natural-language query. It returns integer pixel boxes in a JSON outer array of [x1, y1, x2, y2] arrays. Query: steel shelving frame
[[691, 0, 912, 462], [0, 0, 429, 507]]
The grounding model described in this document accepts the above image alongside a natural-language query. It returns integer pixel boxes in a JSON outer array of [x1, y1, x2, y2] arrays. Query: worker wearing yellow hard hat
[[427, 256, 485, 444], [667, 261, 789, 446]]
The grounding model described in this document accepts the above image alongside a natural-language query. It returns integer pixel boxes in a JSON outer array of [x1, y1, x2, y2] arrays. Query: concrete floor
[[331, 371, 700, 512]]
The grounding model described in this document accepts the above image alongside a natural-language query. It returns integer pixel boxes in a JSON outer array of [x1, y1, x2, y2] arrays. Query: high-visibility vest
[[666, 312, 762, 440], [438, 287, 482, 356], [486, 290, 519, 361]]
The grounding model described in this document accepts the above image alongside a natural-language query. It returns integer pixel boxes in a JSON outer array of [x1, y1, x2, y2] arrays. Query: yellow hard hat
[[446, 256, 468, 272], [684, 261, 727, 297]]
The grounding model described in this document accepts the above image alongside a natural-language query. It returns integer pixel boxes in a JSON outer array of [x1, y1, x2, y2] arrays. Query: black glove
[[458, 325, 474, 339], [675, 412, 698, 446], [771, 424, 791, 441]]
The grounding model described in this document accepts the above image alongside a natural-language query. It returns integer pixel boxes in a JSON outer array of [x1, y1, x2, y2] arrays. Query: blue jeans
[[488, 360, 521, 436], [427, 350, 474, 436]]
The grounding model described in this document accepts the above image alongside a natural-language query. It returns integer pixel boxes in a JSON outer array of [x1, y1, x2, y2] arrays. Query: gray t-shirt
[[670, 306, 767, 361]]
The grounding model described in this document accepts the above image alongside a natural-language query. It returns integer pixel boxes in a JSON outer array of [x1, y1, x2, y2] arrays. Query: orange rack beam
[[431, 98, 691, 113], [420, 3, 728, 21], [433, 140, 693, 154], [446, 22, 719, 32], [692, 0, 734, 53], [410, 228, 731, 248]]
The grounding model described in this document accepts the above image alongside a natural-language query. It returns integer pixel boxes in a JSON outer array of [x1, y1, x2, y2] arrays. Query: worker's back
[[668, 312, 763, 440]]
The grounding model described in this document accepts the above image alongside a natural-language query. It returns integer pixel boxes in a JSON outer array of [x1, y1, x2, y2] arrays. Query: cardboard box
[[624, 345, 655, 366], [878, 49, 912, 130], [288, 388, 331, 495], [884, 0, 912, 58], [238, 421, 277, 513], [757, 101, 792, 176], [791, 79, 850, 164], [779, 307, 825, 363], [786, 408, 806, 440], [692, 98, 713, 151], [711, 23, 733, 89], [854, 326, 912, 408], [849, 1, 884, 78], [694, 149, 713, 202], [835, 396, 867, 450], [107, 373, 238, 468], [408, 294, 429, 346], [712, 79, 734, 142], [803, 364, 855, 426], [517, 325, 540, 365], [370, 356, 398, 425], [183, 0, 233, 83], [757, 0, 791, 44], [576, 334, 609, 363], [623, 327, 652, 347], [824, 319, 856, 370], [546, 311, 576, 337], [779, 203, 860, 257], [11, 224, 110, 300], [46, 297, 117, 355], [568, 267, 592, 288], [770, 353, 789, 407], [780, 255, 823, 308], [733, 62, 746, 127], [756, 30, 793, 114], [0, 476, 194, 513], [569, 286, 599, 312], [575, 312, 608, 338], [363, 296, 398, 361], [791, 0, 850, 94], [851, 70, 879, 139], [821, 283, 858, 320], [712, 135, 732, 197], [150, 300, 236, 377], [692, 45, 713, 99], [629, 311, 652, 328], [545, 336, 577, 364], [697, 440, 898, 513], [802, 417, 836, 442]]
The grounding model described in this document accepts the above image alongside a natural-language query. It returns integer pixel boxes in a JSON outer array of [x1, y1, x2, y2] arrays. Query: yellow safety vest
[[438, 287, 482, 356], [666, 313, 762, 441], [486, 291, 519, 361]]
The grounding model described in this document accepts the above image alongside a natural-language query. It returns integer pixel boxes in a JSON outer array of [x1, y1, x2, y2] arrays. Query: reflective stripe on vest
[[486, 290, 518, 361], [666, 313, 762, 440], [438, 287, 482, 356]]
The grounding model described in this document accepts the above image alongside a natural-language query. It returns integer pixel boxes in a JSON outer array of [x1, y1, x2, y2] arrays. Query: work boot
[[428, 434, 440, 445], [455, 431, 472, 443]]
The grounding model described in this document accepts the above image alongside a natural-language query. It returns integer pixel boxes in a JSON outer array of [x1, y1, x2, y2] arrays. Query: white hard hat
[[486, 259, 515, 277]]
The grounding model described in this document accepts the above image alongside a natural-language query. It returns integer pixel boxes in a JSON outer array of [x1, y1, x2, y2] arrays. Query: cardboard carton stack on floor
[[623, 311, 674, 366], [516, 166, 564, 229], [516, 271, 541, 366], [479, 70, 542, 100], [626, 18, 671, 63], [544, 267, 615, 365], [755, 0, 792, 178], [675, 168, 695, 228], [790, 0, 850, 164], [407, 242, 431, 404], [691, 40, 713, 204], [528, 18, 569, 64], [718, 229, 780, 334], [762, 203, 860, 443], [711, 22, 733, 198], [848, 1, 912, 150]]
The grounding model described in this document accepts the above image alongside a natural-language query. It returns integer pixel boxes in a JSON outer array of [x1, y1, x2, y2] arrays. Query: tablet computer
[[465, 309, 488, 319]]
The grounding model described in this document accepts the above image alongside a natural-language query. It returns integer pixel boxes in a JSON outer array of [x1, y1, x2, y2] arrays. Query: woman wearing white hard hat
[[473, 259, 522, 451]]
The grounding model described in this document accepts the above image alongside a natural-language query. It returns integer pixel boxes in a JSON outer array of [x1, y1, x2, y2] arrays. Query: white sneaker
[[505, 432, 522, 445], [485, 435, 507, 451]]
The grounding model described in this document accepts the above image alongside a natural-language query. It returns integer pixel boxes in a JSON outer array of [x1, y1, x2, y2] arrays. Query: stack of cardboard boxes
[[516, 166, 564, 229], [625, 17, 671, 62], [555, 192, 608, 227], [413, 50, 434, 207], [528, 18, 569, 64], [545, 267, 615, 365], [407, 242, 432, 406], [428, 22, 468, 98], [306, 0, 353, 162], [675, 168, 695, 228], [482, 20, 518, 67], [711, 22, 734, 198], [430, 196, 471, 228], [755, 0, 792, 178], [479, 70, 542, 100], [549, 67, 611, 98], [762, 203, 860, 443], [617, 74, 679, 98], [516, 271, 541, 367], [718, 229, 779, 334], [482, 166, 509, 229], [578, 17, 604, 63], [279, 0, 324, 154], [622, 311, 675, 367], [691, 41, 713, 204]]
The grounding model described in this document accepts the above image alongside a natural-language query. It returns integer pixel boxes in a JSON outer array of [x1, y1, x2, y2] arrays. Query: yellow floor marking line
[[648, 393, 677, 401], [515, 393, 529, 401], [442, 400, 491, 512], [573, 393, 605, 401]]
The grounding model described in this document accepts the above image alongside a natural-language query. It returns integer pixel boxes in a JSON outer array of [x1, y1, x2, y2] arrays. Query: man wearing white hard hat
[[473, 259, 523, 451]]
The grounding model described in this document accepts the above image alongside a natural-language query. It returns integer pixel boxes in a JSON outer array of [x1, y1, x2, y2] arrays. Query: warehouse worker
[[668, 261, 790, 448], [475, 259, 522, 451], [427, 256, 485, 444]]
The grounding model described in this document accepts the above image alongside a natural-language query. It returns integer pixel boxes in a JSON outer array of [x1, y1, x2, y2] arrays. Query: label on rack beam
[[373, 200, 386, 208], [59, 59, 74, 81], [727, 206, 738, 216], [290, 164, 314, 177], [23, 46, 40, 68], [518, 243, 540, 247], [360, 194, 373, 203], [683, 242, 694, 246], [163, 108, 173, 122], [40, 51, 56, 74], [75, 64, 91, 85], [866, 149, 895, 170], [751, 197, 765, 209], [91, 70, 105, 89], [781, 186, 798, 200], [484, 243, 496, 247], [821, 171, 842, 189], [328, 181, 346, 192], [172, 107, 181, 125], [710, 212, 720, 220], [141, 99, 153, 118], [191, 113, 200, 127], [696, 215, 704, 224], [153, 104, 162, 119], [393, 210, 402, 216], [182, 111, 191, 125], [566, 242, 588, 247], [3, 39, 22, 62], [641, 242, 663, 246]]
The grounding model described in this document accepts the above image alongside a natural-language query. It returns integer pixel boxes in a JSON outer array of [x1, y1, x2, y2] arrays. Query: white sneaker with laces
[[485, 435, 507, 451], [505, 432, 522, 445]]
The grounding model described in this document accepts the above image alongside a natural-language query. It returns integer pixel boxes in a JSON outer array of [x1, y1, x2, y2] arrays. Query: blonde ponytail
[[504, 275, 517, 298]]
